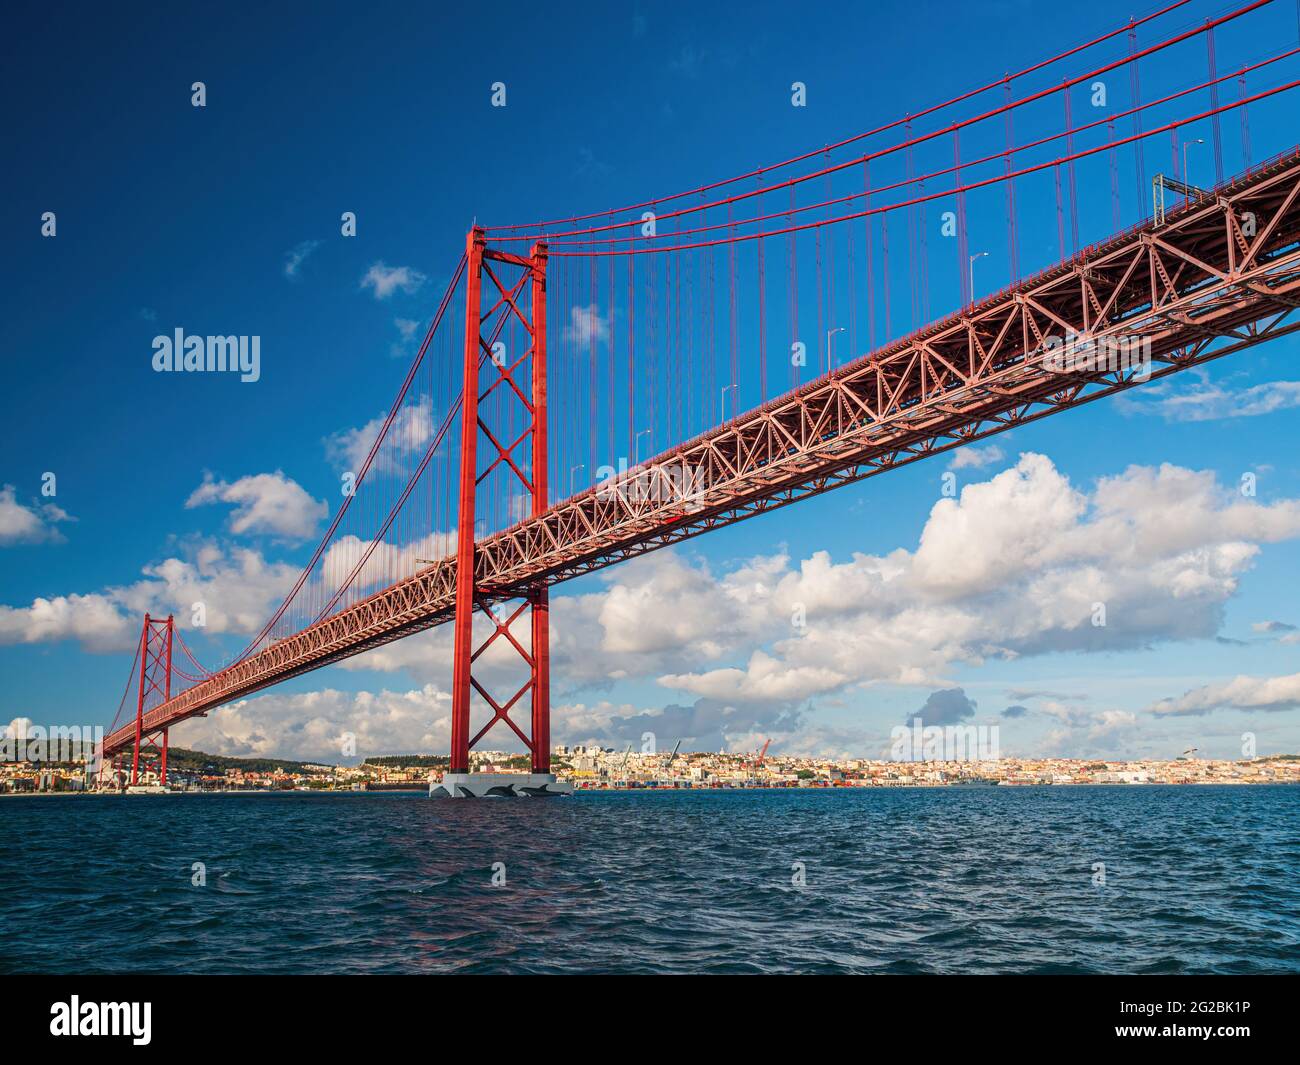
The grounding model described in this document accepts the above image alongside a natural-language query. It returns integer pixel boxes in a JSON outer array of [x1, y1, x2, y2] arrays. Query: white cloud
[[389, 317, 425, 359], [1034, 701, 1142, 756], [0, 542, 302, 652], [173, 684, 451, 763], [660, 650, 846, 703], [0, 485, 73, 545], [331, 454, 1300, 718], [948, 443, 1004, 470], [563, 304, 610, 345], [22, 451, 1292, 757], [0, 592, 134, 652], [324, 396, 436, 474], [360, 262, 427, 300], [319, 529, 454, 598], [124, 544, 303, 637], [1148, 673, 1300, 716], [283, 239, 321, 279], [186, 471, 327, 540], [584, 454, 1300, 706], [1123, 375, 1300, 422], [173, 682, 816, 762]]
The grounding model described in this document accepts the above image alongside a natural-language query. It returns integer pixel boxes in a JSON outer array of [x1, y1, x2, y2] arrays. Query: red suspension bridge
[[100, 0, 1300, 787]]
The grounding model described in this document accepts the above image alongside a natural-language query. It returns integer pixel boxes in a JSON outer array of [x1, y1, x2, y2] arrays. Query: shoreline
[[4, 780, 1298, 798]]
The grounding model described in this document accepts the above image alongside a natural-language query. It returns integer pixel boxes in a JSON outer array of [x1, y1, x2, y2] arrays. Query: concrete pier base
[[429, 772, 573, 798]]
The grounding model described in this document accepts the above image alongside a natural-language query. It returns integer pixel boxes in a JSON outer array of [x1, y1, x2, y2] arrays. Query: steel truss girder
[[103, 151, 1300, 757]]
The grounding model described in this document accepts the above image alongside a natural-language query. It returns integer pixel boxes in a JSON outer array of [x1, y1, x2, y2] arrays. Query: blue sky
[[4, 0, 1300, 762]]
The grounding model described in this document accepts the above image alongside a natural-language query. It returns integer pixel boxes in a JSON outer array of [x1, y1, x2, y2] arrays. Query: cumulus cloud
[[0, 542, 301, 652], [335, 550, 751, 688], [173, 684, 451, 763], [948, 444, 1004, 470], [564, 454, 1300, 707], [1252, 620, 1296, 633], [0, 592, 135, 652], [1040, 706, 1140, 756], [360, 262, 426, 300], [1002, 704, 1029, 718], [1148, 673, 1300, 716], [1122, 375, 1300, 422], [318, 530, 454, 598], [0, 485, 73, 545], [333, 454, 1300, 721], [173, 682, 823, 763], [660, 650, 846, 703], [186, 471, 327, 540], [324, 396, 436, 474], [56, 451, 1297, 759]]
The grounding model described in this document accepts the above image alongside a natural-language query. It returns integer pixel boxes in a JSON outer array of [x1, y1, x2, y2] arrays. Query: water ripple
[[1, 786, 1297, 974]]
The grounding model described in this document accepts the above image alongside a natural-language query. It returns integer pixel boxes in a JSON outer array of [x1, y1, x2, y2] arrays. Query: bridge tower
[[128, 613, 174, 788], [436, 228, 567, 798]]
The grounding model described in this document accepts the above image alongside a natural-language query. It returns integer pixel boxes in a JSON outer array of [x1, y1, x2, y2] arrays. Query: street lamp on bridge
[[720, 383, 738, 423], [827, 326, 846, 371], [1183, 137, 1205, 197]]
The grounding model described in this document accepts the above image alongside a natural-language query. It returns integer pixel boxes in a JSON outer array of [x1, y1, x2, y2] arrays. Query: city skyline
[[8, 735, 1297, 793]]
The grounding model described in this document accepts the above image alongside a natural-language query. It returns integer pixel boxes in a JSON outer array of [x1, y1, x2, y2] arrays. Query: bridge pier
[[440, 229, 559, 796], [430, 772, 571, 798]]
